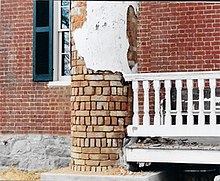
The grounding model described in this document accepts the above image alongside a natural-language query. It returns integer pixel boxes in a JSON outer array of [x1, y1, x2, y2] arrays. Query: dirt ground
[[0, 167, 44, 181], [0, 166, 148, 181]]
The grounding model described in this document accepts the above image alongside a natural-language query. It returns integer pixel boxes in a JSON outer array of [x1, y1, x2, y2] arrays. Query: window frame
[[52, 0, 71, 84]]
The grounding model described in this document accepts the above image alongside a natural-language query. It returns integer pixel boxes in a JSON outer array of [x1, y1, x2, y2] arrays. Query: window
[[33, 0, 71, 83]]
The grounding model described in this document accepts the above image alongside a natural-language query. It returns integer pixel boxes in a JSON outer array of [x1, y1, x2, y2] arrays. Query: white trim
[[53, 1, 59, 81], [124, 71, 220, 81], [126, 147, 220, 164], [52, 0, 71, 83], [48, 80, 71, 87], [127, 124, 220, 137]]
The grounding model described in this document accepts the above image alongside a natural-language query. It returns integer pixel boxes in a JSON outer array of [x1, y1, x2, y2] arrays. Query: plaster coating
[[73, 1, 138, 74]]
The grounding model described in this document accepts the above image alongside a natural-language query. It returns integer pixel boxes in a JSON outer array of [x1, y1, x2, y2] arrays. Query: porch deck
[[126, 137, 220, 165], [124, 71, 220, 165]]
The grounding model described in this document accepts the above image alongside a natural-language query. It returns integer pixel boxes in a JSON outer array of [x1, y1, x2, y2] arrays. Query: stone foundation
[[70, 52, 133, 172], [0, 135, 71, 170]]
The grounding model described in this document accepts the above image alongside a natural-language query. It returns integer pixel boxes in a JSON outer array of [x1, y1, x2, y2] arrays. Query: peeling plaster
[[73, 1, 138, 74]]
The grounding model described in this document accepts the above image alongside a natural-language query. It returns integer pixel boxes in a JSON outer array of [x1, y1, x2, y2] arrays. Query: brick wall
[[127, 5, 137, 70], [70, 52, 133, 171], [138, 2, 220, 73], [0, 0, 71, 134]]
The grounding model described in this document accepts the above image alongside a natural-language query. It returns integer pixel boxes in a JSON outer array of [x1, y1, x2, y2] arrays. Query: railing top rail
[[124, 71, 220, 81]]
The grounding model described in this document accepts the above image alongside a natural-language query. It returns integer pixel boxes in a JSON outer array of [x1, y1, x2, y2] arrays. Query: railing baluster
[[132, 81, 139, 126], [198, 79, 205, 125], [176, 80, 182, 125], [143, 81, 150, 125], [153, 80, 160, 126], [210, 78, 216, 125], [187, 79, 194, 125], [165, 80, 171, 125]]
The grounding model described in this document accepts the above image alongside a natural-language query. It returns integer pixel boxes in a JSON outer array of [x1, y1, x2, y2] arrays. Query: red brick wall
[[138, 2, 220, 73], [0, 0, 71, 134]]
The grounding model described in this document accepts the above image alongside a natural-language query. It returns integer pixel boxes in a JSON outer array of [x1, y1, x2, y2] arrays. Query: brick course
[[0, 0, 71, 135], [137, 2, 220, 73]]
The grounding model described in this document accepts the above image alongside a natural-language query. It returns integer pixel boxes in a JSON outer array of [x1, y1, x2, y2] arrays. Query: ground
[[0, 166, 147, 181], [0, 167, 44, 181]]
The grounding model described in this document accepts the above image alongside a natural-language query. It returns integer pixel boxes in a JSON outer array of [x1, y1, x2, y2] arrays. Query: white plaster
[[73, 1, 138, 74]]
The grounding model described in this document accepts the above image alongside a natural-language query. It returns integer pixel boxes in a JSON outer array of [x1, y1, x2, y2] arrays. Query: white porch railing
[[124, 71, 220, 137]]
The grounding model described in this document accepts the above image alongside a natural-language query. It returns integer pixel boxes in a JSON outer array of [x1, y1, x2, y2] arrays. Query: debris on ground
[[131, 136, 219, 150], [0, 166, 157, 181], [0, 167, 46, 181], [48, 166, 153, 176]]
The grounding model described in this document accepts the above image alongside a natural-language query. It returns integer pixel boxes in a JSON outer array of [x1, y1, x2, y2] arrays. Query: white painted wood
[[125, 71, 220, 138], [176, 80, 182, 125], [165, 80, 171, 125], [187, 79, 194, 125], [132, 81, 139, 126], [210, 79, 216, 125], [126, 147, 220, 165], [143, 81, 150, 126], [153, 80, 160, 126], [124, 71, 220, 82], [198, 79, 205, 125], [127, 125, 220, 137]]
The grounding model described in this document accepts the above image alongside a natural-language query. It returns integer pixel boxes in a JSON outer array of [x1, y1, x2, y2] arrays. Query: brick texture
[[138, 2, 220, 73], [137, 2, 220, 123], [70, 54, 133, 172], [0, 0, 71, 134]]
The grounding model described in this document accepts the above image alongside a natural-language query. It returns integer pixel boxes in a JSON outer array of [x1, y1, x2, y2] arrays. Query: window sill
[[47, 80, 71, 87]]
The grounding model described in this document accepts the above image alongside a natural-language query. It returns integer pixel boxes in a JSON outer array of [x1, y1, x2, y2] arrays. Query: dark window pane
[[36, 0, 49, 27], [62, 32, 70, 53], [62, 54, 70, 76], [61, 7, 69, 29], [36, 32, 49, 74], [62, 0, 69, 6]]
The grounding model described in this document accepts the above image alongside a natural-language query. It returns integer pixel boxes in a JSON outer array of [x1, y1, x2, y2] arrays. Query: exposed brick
[[101, 148, 120, 154], [110, 81, 123, 87], [84, 87, 95, 95], [86, 160, 100, 166], [72, 147, 82, 153], [106, 132, 125, 139], [101, 138, 107, 147], [97, 102, 108, 110], [76, 96, 90, 102], [96, 139, 101, 147], [90, 138, 95, 147], [109, 154, 119, 160], [100, 160, 117, 166], [97, 117, 104, 125], [91, 95, 110, 102], [104, 117, 111, 125], [74, 159, 85, 165], [89, 154, 109, 160], [110, 111, 127, 117], [76, 125, 87, 132], [82, 147, 100, 154], [89, 81, 109, 87], [75, 110, 90, 116], [87, 132, 105, 138], [90, 110, 110, 116], [85, 75, 104, 80], [104, 75, 122, 81], [72, 132, 87, 138], [72, 75, 85, 81], [93, 126, 114, 132]]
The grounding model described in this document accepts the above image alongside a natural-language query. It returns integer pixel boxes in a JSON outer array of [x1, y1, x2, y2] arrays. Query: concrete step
[[41, 171, 168, 181]]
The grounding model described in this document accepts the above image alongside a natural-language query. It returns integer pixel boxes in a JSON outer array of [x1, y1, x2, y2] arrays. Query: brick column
[[70, 51, 133, 172]]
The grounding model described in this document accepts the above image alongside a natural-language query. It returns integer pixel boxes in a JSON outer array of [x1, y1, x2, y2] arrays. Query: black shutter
[[33, 0, 53, 81]]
